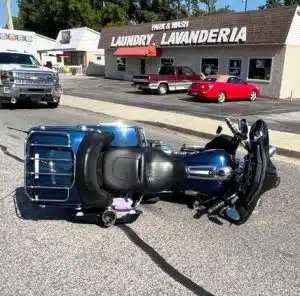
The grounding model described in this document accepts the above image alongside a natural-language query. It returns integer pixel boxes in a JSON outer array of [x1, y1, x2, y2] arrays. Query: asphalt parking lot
[[0, 104, 299, 296], [61, 76, 300, 134]]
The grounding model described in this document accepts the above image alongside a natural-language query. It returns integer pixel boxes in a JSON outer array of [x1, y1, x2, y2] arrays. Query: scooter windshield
[[249, 119, 270, 153]]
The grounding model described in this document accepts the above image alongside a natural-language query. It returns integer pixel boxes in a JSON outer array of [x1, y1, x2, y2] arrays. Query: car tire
[[217, 91, 226, 103], [0, 102, 3, 109], [47, 102, 59, 108], [157, 83, 168, 95], [249, 90, 257, 101]]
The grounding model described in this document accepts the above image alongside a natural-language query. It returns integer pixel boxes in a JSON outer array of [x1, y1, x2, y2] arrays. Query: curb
[[60, 101, 300, 160], [136, 120, 300, 160]]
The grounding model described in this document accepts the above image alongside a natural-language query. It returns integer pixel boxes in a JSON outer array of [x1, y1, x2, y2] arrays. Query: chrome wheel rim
[[218, 92, 225, 102], [160, 85, 167, 94], [250, 91, 257, 100]]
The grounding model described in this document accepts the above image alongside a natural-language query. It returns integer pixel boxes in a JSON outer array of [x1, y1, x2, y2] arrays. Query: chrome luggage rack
[[24, 130, 76, 203]]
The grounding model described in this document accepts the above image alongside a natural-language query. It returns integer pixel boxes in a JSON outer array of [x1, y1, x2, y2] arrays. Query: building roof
[[98, 5, 298, 49], [52, 27, 101, 52], [35, 34, 56, 51]]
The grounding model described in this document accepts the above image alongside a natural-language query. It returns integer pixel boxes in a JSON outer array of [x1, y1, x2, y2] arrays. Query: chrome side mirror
[[269, 145, 277, 158], [216, 125, 223, 135]]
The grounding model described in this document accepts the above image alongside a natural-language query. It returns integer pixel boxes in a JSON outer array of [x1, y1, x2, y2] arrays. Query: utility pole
[[4, 0, 14, 29], [242, 0, 248, 12]]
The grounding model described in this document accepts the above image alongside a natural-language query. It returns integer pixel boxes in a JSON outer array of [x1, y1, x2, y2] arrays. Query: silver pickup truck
[[0, 50, 62, 109]]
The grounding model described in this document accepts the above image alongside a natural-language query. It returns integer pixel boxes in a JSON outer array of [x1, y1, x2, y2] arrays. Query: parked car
[[132, 65, 205, 95], [187, 74, 260, 103]]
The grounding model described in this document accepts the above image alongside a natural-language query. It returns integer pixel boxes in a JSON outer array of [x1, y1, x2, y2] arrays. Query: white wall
[[285, 6, 300, 46], [53, 27, 102, 52], [40, 51, 63, 66], [91, 49, 105, 66], [78, 28, 101, 51], [280, 45, 300, 99], [35, 34, 56, 51]]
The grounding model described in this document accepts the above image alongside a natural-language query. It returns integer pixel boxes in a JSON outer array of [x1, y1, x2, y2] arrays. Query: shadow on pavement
[[14, 187, 77, 222], [1, 101, 50, 110], [179, 96, 218, 104], [14, 187, 141, 226]]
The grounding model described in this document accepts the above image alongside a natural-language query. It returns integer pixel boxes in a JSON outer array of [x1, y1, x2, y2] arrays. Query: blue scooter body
[[182, 149, 234, 196], [24, 124, 233, 207]]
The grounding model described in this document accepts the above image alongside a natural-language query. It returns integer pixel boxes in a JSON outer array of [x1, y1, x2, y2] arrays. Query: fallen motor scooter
[[23, 118, 280, 226]]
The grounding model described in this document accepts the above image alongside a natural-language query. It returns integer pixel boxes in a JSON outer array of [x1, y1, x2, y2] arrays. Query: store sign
[[110, 26, 247, 47], [111, 34, 154, 47], [161, 27, 247, 45], [151, 21, 189, 31]]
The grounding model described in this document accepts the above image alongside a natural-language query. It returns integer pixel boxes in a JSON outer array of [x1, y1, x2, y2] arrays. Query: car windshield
[[204, 77, 217, 82], [0, 52, 41, 65], [97, 126, 139, 147]]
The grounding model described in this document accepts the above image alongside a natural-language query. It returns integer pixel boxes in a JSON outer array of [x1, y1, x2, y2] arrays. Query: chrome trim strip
[[186, 165, 233, 181], [133, 79, 149, 83], [269, 145, 276, 158], [26, 172, 73, 176]]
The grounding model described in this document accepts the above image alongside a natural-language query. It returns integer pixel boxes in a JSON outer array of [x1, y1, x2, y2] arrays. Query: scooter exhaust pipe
[[101, 208, 117, 227], [11, 97, 17, 104]]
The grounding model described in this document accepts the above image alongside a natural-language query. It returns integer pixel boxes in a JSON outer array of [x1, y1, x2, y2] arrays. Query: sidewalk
[[60, 94, 300, 159]]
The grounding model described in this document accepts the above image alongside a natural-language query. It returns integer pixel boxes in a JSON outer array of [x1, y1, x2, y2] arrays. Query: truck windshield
[[0, 52, 41, 66]]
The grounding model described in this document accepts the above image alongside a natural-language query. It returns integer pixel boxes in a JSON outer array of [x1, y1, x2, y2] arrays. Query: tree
[[100, 1, 128, 27], [212, 5, 234, 14], [284, 0, 300, 4], [17, 0, 101, 38], [4, 16, 24, 30], [258, 0, 283, 9], [191, 0, 233, 16]]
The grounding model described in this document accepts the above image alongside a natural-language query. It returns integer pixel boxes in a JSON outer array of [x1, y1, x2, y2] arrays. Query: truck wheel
[[47, 102, 59, 108], [157, 83, 168, 95]]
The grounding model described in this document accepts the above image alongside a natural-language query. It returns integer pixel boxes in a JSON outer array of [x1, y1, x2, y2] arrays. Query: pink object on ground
[[112, 197, 134, 211]]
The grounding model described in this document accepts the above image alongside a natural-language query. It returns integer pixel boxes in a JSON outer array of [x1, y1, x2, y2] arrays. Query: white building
[[47, 27, 105, 75], [35, 34, 63, 66]]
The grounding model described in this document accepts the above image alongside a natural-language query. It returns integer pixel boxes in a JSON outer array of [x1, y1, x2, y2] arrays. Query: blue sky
[[0, 0, 265, 28]]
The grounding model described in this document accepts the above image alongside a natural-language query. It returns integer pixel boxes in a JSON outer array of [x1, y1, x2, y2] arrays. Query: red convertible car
[[187, 74, 261, 103]]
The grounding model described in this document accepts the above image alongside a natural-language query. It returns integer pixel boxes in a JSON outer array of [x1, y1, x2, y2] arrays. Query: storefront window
[[117, 57, 126, 72], [161, 58, 173, 66], [228, 59, 242, 76], [201, 58, 218, 75], [248, 58, 272, 81]]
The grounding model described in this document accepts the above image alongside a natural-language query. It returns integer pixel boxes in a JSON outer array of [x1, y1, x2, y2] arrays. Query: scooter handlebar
[[225, 118, 239, 135]]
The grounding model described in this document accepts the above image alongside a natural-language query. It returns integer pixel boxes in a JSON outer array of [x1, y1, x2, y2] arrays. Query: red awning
[[113, 46, 161, 57]]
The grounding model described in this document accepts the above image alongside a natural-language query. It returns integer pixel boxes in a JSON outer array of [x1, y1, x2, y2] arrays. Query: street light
[[4, 0, 14, 29]]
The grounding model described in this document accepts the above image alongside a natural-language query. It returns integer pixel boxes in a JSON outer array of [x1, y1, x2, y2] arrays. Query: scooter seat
[[102, 147, 186, 193], [75, 131, 186, 210]]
